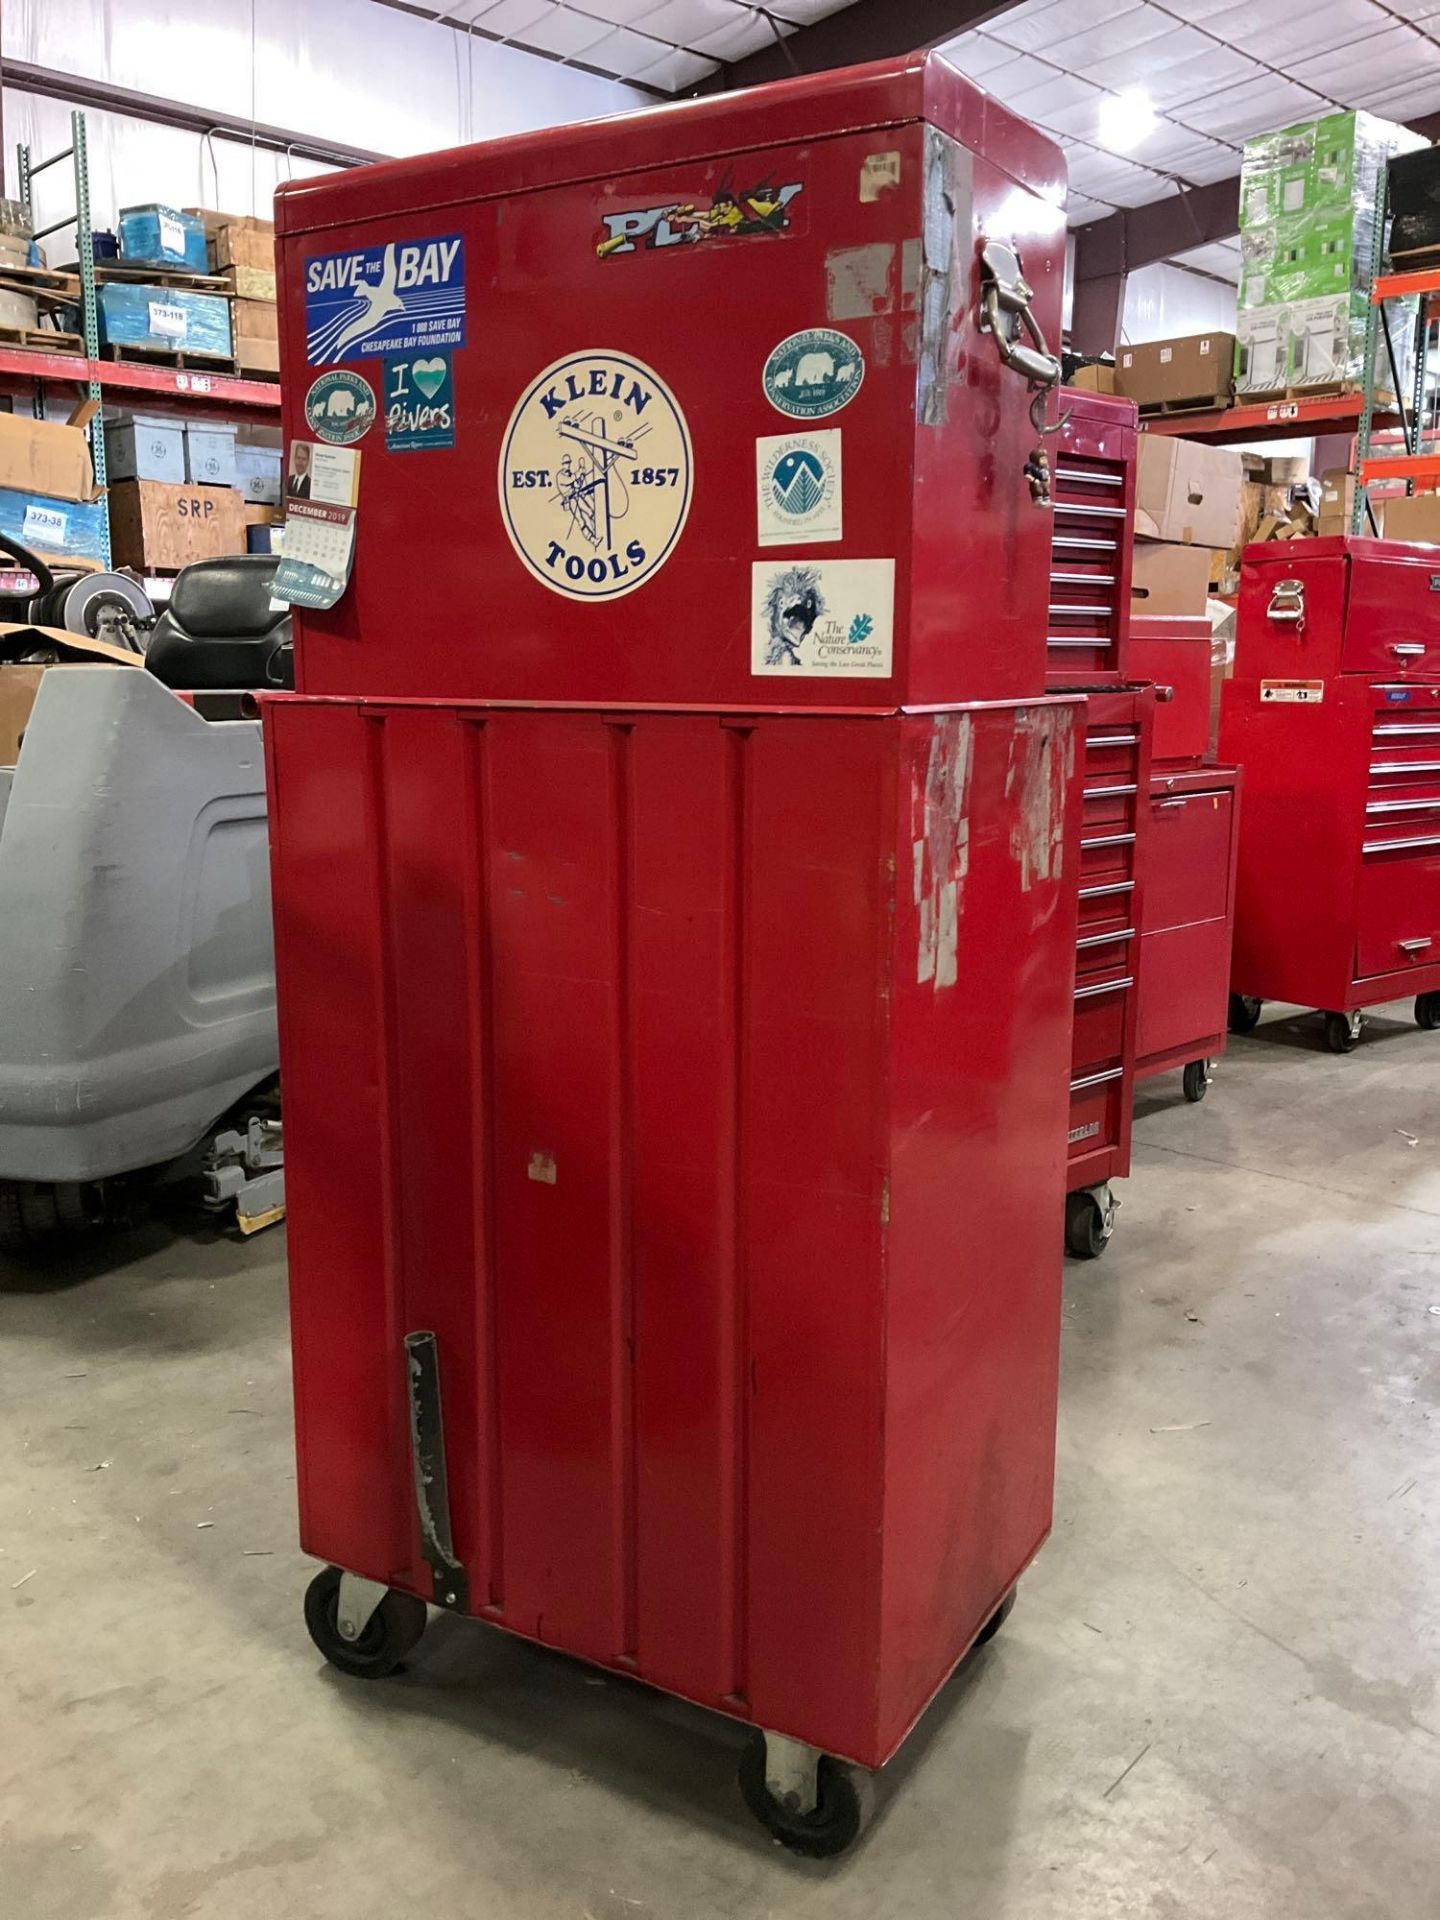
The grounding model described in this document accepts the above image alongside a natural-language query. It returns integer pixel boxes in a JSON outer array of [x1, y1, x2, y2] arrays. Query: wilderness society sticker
[[304, 233, 466, 365], [751, 559, 894, 678], [756, 430, 841, 546], [499, 350, 692, 600]]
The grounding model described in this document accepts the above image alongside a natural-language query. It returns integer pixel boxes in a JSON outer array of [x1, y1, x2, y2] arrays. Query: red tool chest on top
[[1221, 539, 1440, 1051], [1046, 390, 1138, 688], [265, 52, 1083, 1853]]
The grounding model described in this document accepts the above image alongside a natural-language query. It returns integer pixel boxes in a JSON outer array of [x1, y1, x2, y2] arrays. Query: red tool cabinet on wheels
[[265, 53, 1083, 1853], [1221, 537, 1440, 1052]]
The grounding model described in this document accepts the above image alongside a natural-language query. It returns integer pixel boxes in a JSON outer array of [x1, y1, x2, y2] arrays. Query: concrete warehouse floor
[[2, 1000, 1438, 1920]]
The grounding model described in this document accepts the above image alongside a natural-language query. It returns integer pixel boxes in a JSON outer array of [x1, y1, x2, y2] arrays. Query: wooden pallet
[[1136, 393, 1232, 419], [97, 342, 239, 373], [1388, 244, 1440, 273], [0, 260, 82, 299], [91, 262, 230, 294], [1237, 381, 1397, 409], [0, 323, 84, 355]]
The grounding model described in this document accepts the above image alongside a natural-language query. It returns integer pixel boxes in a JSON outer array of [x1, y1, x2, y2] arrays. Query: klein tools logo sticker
[[304, 370, 377, 444], [304, 233, 465, 365], [596, 175, 804, 258], [499, 350, 693, 601], [762, 329, 863, 419], [756, 430, 841, 546]]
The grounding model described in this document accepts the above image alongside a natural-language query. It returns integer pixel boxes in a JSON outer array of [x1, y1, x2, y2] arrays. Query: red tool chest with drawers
[[1047, 390, 1137, 688], [1221, 538, 1440, 1051], [264, 52, 1084, 1853]]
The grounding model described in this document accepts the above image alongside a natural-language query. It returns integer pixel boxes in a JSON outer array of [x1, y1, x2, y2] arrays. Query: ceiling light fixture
[[1097, 87, 1158, 155]]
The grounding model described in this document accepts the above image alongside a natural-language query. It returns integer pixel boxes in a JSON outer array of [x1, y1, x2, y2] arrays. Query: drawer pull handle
[[1086, 732, 1138, 748], [1077, 927, 1135, 949], [1365, 799, 1440, 815], [1266, 577, 1305, 626], [1074, 976, 1134, 1001], [1087, 782, 1138, 798], [1077, 880, 1135, 899], [1080, 831, 1137, 849], [1363, 833, 1440, 853], [1390, 643, 1426, 658], [1070, 1066, 1125, 1092], [1400, 938, 1433, 953]]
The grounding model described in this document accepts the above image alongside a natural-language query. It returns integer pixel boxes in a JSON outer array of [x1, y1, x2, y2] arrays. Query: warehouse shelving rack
[[4, 109, 280, 571]]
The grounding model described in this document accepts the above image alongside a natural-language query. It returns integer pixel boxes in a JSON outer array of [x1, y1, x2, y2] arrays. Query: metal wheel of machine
[[737, 1732, 872, 1858], [303, 1566, 429, 1679], [1416, 992, 1440, 1031], [971, 1587, 1017, 1650], [1323, 1011, 1363, 1055], [1064, 1190, 1109, 1261], [1181, 1060, 1210, 1104], [1228, 994, 1262, 1035]]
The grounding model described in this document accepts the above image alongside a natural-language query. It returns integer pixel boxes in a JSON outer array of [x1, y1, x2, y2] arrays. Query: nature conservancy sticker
[[304, 370, 376, 444], [499, 350, 692, 600], [751, 558, 894, 678], [756, 430, 841, 545], [762, 328, 863, 419]]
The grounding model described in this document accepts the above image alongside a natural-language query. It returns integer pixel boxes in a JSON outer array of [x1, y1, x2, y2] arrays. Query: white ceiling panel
[[688, 12, 783, 60], [633, 45, 717, 88], [1290, 25, 1435, 91], [574, 23, 674, 77], [518, 6, 615, 56], [630, 0, 744, 42], [566, 0, 669, 22], [1198, 1, 1379, 65], [983, 0, 1146, 56], [468, 0, 555, 36], [1143, 44, 1275, 107], [1006, 70, 1108, 119], [1176, 72, 1330, 141]]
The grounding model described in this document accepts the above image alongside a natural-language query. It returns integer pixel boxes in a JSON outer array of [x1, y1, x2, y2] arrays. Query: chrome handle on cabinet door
[[1267, 578, 1305, 627], [1399, 937, 1434, 953], [1390, 642, 1426, 658]]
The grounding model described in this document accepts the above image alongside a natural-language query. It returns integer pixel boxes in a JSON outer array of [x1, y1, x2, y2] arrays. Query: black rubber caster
[[1228, 994, 1262, 1035], [972, 1587, 1017, 1649], [1323, 1011, 1362, 1054], [1065, 1189, 1109, 1260], [738, 1732, 872, 1857], [1181, 1059, 1210, 1103], [1416, 992, 1440, 1031], [303, 1566, 429, 1679]]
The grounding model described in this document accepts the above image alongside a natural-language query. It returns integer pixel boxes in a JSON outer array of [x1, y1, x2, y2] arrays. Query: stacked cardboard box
[[0, 407, 108, 564], [1235, 111, 1427, 395], [1114, 333, 1234, 412], [214, 219, 278, 377], [1130, 436, 1242, 616]]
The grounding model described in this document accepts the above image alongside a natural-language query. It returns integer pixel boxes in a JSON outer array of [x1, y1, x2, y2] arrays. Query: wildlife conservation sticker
[[751, 558, 894, 678], [763, 328, 863, 419], [384, 351, 455, 453], [304, 370, 377, 444], [755, 430, 841, 546], [304, 233, 466, 365], [499, 350, 693, 601]]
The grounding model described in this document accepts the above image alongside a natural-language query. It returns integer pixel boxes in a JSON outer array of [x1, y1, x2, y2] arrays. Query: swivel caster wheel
[[1416, 992, 1440, 1031], [1065, 1185, 1115, 1261], [1228, 994, 1262, 1035], [304, 1566, 429, 1679], [1323, 1010, 1363, 1055], [1181, 1059, 1211, 1103], [739, 1730, 873, 1857], [972, 1586, 1017, 1650]]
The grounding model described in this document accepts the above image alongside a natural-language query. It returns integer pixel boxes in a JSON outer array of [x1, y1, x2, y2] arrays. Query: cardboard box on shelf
[[1115, 332, 1235, 409], [220, 264, 278, 303], [1068, 362, 1116, 393], [107, 479, 247, 571], [117, 204, 209, 275], [1318, 469, 1354, 536], [233, 335, 280, 376], [1379, 493, 1440, 543], [1131, 540, 1217, 617], [0, 487, 107, 562], [185, 426, 239, 489], [231, 297, 278, 341], [1243, 453, 1310, 488], [105, 413, 187, 486], [1135, 436, 1242, 549], [212, 223, 276, 275], [0, 408, 98, 502], [95, 283, 233, 358]]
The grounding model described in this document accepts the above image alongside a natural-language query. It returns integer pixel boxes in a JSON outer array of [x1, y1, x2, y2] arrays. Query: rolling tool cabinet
[[1130, 615, 1243, 1104], [1221, 538, 1440, 1051], [265, 50, 1083, 1854], [1065, 686, 1155, 1256]]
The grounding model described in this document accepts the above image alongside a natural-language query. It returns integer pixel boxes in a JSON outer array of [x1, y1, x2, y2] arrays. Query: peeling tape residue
[[1005, 707, 1074, 890], [916, 129, 972, 428], [913, 712, 974, 989]]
